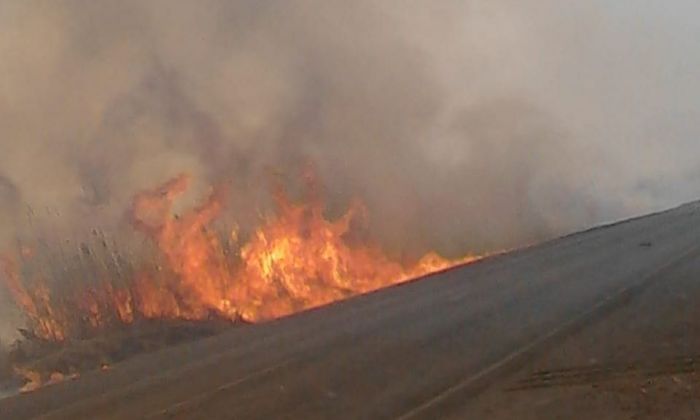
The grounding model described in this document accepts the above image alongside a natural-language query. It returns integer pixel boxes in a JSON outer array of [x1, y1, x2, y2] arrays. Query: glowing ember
[[1, 173, 479, 344], [15, 367, 41, 393], [14, 368, 79, 393]]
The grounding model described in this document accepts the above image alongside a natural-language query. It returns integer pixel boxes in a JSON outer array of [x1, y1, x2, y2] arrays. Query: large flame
[[1, 173, 478, 344]]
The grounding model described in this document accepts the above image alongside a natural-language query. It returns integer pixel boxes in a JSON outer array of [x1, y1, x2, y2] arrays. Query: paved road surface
[[463, 228, 700, 419], [2, 202, 700, 419]]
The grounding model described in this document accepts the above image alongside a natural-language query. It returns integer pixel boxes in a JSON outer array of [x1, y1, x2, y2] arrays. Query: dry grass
[[2, 225, 217, 385]]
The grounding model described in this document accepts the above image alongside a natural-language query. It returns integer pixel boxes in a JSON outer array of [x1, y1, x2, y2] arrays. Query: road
[[2, 201, 700, 419], [463, 225, 700, 419]]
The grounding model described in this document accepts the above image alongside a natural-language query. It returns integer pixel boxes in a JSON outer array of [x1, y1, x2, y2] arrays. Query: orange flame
[[1, 172, 479, 343], [14, 367, 79, 393], [1, 256, 67, 341]]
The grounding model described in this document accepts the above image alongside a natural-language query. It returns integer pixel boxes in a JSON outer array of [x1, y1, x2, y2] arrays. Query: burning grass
[[0, 170, 479, 391]]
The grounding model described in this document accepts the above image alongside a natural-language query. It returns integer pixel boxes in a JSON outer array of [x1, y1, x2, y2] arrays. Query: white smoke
[[1, 1, 700, 333]]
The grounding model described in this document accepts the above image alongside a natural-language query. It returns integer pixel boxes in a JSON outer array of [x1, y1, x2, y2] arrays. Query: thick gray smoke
[[1, 1, 700, 334]]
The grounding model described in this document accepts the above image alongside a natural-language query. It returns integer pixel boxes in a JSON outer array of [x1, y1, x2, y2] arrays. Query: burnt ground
[[4, 319, 234, 392], [457, 241, 700, 419]]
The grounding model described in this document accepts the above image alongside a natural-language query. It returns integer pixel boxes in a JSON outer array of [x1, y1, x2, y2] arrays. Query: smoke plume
[[1, 1, 700, 335]]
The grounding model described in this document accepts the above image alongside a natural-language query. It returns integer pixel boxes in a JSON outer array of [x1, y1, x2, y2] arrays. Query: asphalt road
[[462, 223, 700, 419], [2, 201, 700, 419]]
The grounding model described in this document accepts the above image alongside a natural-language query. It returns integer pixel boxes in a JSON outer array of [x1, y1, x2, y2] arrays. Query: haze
[[1, 1, 699, 336]]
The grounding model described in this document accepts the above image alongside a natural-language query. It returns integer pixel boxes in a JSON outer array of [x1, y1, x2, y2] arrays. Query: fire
[[14, 367, 79, 393], [0, 256, 68, 342], [1, 172, 478, 345]]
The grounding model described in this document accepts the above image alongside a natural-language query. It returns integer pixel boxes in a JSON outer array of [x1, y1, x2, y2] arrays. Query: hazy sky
[[2, 0, 700, 341], [0, 0, 699, 254]]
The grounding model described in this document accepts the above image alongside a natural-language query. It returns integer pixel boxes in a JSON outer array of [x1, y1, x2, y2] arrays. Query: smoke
[[0, 339, 8, 382], [1, 0, 700, 332]]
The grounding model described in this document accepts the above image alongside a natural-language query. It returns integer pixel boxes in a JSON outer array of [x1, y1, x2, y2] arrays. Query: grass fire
[[0, 170, 477, 391]]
